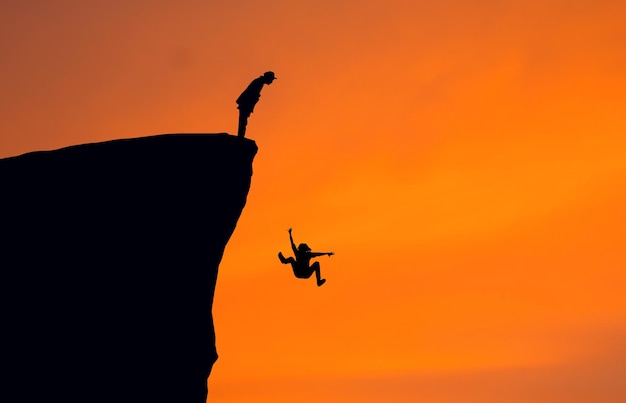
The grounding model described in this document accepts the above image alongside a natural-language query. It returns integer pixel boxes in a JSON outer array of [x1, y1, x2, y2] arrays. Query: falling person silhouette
[[236, 71, 276, 137], [278, 228, 333, 287]]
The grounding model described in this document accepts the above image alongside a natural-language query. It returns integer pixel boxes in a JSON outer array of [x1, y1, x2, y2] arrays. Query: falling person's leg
[[312, 261, 326, 286], [278, 252, 295, 265]]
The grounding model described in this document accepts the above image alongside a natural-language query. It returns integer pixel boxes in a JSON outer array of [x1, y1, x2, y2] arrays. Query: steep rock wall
[[1, 133, 257, 403]]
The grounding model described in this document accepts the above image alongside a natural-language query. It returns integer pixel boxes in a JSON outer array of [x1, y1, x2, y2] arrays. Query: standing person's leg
[[238, 110, 250, 137]]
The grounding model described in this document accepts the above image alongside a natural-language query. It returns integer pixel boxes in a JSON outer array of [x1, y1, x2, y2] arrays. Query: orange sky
[[2, 1, 626, 402]]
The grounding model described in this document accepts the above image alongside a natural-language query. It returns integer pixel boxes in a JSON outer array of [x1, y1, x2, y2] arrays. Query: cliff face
[[1, 134, 257, 403]]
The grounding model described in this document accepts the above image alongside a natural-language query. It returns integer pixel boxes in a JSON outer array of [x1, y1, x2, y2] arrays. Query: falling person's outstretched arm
[[309, 252, 334, 257], [288, 228, 298, 255]]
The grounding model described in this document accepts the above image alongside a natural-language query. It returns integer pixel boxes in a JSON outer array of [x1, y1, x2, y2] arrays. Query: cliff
[[1, 133, 257, 403]]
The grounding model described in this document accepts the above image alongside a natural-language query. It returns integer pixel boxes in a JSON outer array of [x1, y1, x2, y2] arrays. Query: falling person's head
[[298, 243, 311, 253]]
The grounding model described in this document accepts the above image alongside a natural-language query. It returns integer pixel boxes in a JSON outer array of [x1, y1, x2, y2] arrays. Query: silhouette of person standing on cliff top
[[236, 71, 277, 137], [278, 228, 333, 287]]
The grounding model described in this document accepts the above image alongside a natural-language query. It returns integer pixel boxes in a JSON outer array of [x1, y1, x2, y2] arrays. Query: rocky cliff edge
[[1, 133, 257, 402]]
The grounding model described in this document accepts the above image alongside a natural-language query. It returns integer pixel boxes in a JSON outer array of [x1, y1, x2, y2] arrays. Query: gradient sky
[[2, 1, 626, 402]]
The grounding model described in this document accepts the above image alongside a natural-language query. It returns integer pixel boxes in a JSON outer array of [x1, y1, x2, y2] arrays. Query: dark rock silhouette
[[1, 133, 257, 403]]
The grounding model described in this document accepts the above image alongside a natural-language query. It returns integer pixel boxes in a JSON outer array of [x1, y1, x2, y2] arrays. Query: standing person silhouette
[[278, 228, 333, 287], [236, 71, 276, 137]]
